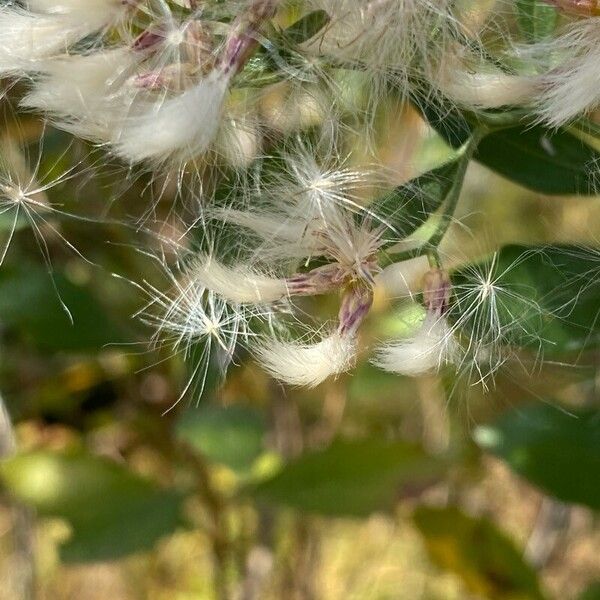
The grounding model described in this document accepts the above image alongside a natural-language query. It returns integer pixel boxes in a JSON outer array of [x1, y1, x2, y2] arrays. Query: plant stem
[[426, 127, 486, 249], [426, 248, 442, 269], [378, 128, 486, 269]]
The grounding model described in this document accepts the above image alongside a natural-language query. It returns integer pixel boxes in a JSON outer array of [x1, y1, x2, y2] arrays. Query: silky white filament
[[535, 17, 600, 126], [0, 0, 129, 74], [188, 256, 289, 305], [113, 71, 230, 163], [434, 67, 537, 110], [373, 315, 459, 377], [22, 48, 141, 140], [253, 332, 357, 387]]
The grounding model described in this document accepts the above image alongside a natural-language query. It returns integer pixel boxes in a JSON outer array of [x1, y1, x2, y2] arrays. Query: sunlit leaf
[[412, 93, 600, 195], [414, 506, 545, 600], [252, 439, 446, 516], [0, 451, 184, 562], [474, 403, 600, 509]]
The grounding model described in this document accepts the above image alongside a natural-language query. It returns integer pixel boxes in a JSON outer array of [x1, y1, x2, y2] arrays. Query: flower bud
[[130, 63, 196, 91], [422, 268, 452, 317], [338, 284, 373, 336], [222, 0, 279, 74], [287, 263, 346, 296]]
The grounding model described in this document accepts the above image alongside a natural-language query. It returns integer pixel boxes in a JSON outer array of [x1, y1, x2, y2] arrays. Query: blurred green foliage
[[0, 1, 598, 595], [1, 451, 184, 562], [475, 404, 600, 510]]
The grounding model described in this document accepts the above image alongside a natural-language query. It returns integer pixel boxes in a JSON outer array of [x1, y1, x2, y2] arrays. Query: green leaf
[[579, 582, 600, 600], [474, 403, 600, 509], [451, 245, 600, 356], [414, 506, 545, 600], [0, 451, 183, 562], [176, 404, 266, 473], [283, 10, 331, 45], [475, 125, 600, 195], [410, 89, 600, 196], [515, 0, 558, 42], [252, 439, 446, 516], [410, 90, 473, 149], [368, 159, 460, 244], [0, 264, 124, 352]]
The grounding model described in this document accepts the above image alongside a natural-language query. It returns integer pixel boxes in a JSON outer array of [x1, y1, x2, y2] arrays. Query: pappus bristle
[[252, 330, 357, 387], [373, 313, 459, 376], [534, 17, 600, 126], [135, 247, 275, 407], [0, 0, 135, 75], [449, 251, 550, 388], [185, 254, 289, 304], [0, 132, 88, 266]]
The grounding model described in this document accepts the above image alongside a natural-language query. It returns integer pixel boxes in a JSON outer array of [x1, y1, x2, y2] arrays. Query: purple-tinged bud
[[221, 0, 279, 74], [422, 269, 452, 317], [338, 284, 373, 337], [130, 63, 196, 91], [287, 263, 346, 296], [133, 28, 166, 51], [131, 69, 167, 89]]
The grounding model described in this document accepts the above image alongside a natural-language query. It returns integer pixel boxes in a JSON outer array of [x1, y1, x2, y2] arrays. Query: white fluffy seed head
[[21, 48, 141, 138], [113, 70, 230, 164], [535, 17, 600, 126], [0, 133, 52, 211], [253, 331, 357, 387], [213, 178, 382, 268], [0, 1, 130, 74], [213, 146, 384, 273], [448, 250, 549, 387], [188, 255, 289, 304], [141, 272, 249, 359], [281, 145, 371, 217], [304, 0, 460, 103], [373, 314, 459, 377], [26, 0, 127, 15], [433, 64, 537, 110], [20, 15, 230, 157]]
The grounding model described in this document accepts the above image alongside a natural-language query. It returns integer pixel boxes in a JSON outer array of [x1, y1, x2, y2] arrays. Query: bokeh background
[[0, 46, 599, 599]]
